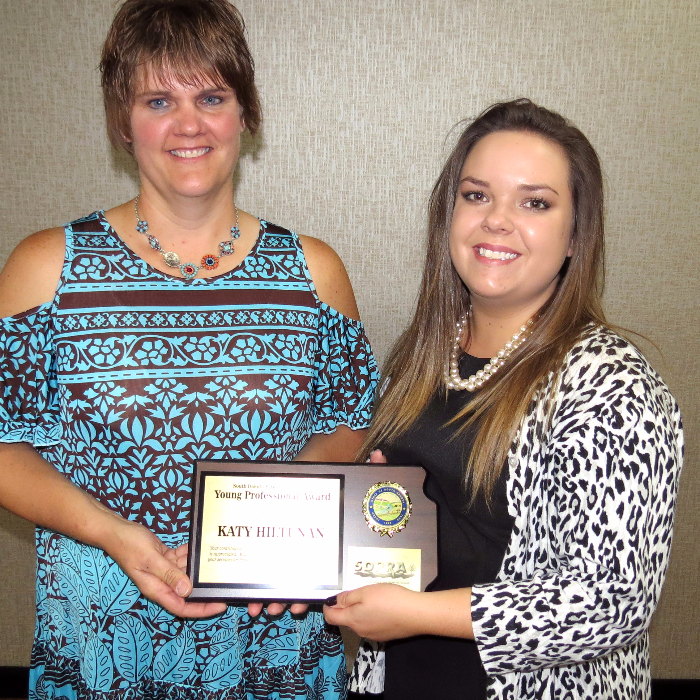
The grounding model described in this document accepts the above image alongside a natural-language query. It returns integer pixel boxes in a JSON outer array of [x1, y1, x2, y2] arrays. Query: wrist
[[83, 499, 136, 555], [410, 590, 437, 636], [419, 588, 474, 639]]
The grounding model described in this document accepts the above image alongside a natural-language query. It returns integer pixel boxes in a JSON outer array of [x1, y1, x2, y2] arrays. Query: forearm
[[412, 588, 474, 639], [294, 425, 366, 462], [0, 441, 226, 617], [432, 588, 473, 638], [0, 442, 121, 550]]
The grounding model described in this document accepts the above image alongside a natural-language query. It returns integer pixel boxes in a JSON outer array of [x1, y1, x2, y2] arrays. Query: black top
[[380, 354, 515, 700]]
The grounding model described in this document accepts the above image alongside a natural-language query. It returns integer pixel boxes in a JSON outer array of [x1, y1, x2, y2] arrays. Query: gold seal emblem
[[363, 481, 412, 537]]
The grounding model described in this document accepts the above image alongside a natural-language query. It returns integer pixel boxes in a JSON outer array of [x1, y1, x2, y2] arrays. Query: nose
[[174, 103, 205, 137], [481, 201, 515, 234]]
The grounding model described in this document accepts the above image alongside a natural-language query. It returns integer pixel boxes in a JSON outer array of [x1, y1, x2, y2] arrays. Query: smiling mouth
[[170, 147, 211, 158], [477, 246, 519, 260]]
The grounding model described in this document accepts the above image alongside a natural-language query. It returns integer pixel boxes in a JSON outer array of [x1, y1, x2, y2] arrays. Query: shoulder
[[562, 325, 663, 388], [566, 324, 640, 361], [554, 325, 680, 433], [298, 235, 360, 321], [0, 227, 65, 317]]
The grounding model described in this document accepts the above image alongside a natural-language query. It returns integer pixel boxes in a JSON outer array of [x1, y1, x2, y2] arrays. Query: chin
[[468, 286, 519, 305], [171, 181, 222, 198]]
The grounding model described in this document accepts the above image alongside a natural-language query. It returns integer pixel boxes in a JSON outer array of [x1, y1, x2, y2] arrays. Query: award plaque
[[187, 461, 437, 601]]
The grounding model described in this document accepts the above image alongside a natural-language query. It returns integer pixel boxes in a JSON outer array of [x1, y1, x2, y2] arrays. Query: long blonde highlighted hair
[[360, 99, 607, 503]]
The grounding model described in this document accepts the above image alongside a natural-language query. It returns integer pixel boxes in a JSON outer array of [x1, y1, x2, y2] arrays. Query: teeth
[[478, 247, 518, 260], [170, 147, 210, 158]]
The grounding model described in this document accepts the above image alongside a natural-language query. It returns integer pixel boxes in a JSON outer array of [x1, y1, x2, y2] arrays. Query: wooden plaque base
[[187, 460, 437, 601]]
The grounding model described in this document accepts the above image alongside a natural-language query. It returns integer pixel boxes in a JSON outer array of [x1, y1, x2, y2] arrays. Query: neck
[[136, 184, 237, 246], [465, 303, 537, 358]]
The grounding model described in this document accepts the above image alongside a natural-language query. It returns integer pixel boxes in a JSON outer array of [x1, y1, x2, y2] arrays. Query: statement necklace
[[134, 195, 240, 280], [445, 314, 534, 392]]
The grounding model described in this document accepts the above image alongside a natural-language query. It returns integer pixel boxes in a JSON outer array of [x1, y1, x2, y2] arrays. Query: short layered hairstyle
[[100, 0, 261, 153]]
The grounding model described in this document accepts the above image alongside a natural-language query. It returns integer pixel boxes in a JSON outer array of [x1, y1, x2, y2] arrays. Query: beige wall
[[1, 0, 698, 677]]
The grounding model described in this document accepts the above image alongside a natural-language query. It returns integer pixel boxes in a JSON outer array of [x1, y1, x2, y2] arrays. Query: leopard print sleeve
[[471, 328, 683, 694]]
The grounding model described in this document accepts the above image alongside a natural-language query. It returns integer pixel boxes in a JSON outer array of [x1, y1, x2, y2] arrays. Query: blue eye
[[202, 95, 223, 106], [149, 98, 168, 110]]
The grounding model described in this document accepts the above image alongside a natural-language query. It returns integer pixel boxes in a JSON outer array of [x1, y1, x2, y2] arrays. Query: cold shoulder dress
[[0, 212, 379, 700]]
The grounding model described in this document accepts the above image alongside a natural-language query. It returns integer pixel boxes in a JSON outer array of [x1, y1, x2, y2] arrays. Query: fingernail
[[175, 580, 188, 596], [325, 595, 337, 606]]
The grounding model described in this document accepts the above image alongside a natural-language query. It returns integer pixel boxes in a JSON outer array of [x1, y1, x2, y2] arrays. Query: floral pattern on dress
[[0, 212, 379, 700]]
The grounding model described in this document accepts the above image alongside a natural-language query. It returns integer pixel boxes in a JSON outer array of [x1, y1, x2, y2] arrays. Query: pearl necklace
[[445, 315, 534, 391], [134, 196, 240, 280]]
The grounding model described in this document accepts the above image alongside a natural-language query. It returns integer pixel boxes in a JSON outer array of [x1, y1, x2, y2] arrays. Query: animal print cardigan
[[350, 326, 683, 699]]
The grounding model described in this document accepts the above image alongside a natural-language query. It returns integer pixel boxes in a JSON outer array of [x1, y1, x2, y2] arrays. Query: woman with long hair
[[326, 99, 683, 700], [0, 1, 378, 698]]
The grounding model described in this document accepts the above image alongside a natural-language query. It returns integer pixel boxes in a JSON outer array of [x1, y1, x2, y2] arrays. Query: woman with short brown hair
[[0, 2, 377, 698]]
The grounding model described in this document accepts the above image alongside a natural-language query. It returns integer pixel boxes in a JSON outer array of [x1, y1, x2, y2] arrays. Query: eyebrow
[[459, 176, 559, 196], [460, 176, 489, 188], [518, 183, 559, 195], [136, 86, 229, 98], [137, 89, 173, 98]]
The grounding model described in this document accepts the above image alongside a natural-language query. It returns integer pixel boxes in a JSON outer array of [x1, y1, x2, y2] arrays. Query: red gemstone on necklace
[[201, 254, 219, 270]]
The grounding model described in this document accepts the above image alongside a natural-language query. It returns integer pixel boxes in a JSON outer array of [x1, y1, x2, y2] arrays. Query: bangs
[[124, 0, 253, 100], [131, 15, 238, 95], [135, 54, 230, 94]]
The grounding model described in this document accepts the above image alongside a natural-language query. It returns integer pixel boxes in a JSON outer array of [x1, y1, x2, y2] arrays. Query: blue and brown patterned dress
[[0, 211, 379, 700]]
